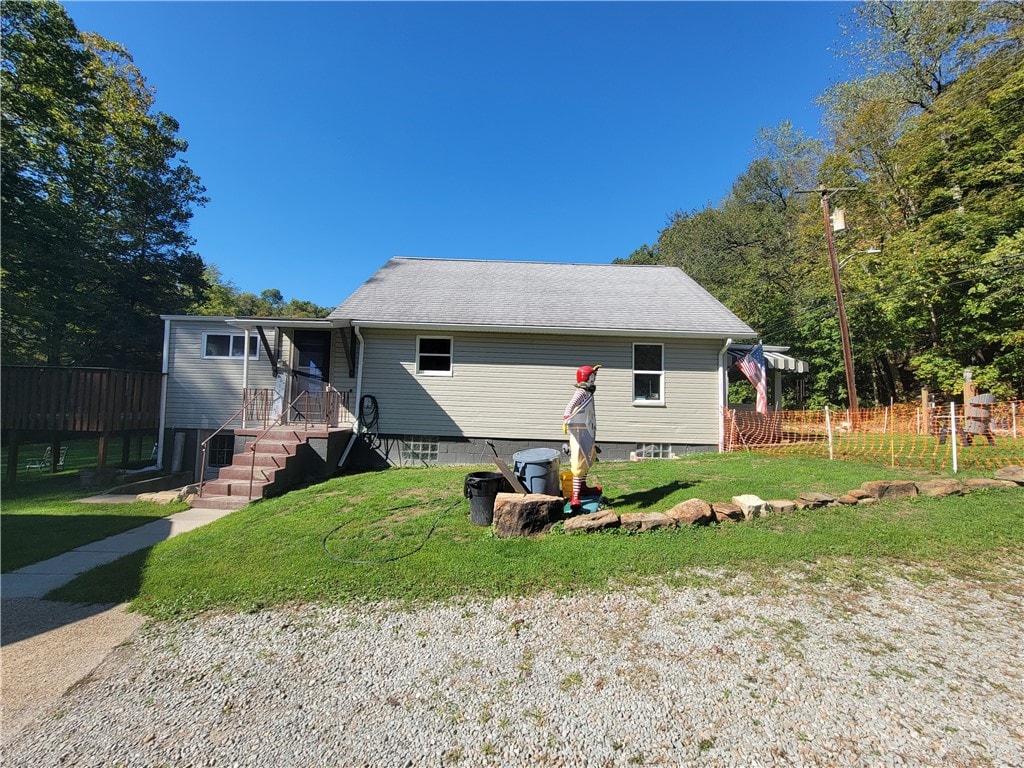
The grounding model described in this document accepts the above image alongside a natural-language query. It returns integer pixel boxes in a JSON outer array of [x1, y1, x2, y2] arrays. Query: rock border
[[548, 465, 1022, 536]]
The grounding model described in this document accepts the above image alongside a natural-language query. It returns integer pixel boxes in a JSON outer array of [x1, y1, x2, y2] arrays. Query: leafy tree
[[190, 267, 332, 318], [822, 1, 1024, 399], [618, 123, 840, 405], [1, 1, 206, 369], [888, 45, 1024, 397], [810, 1, 1024, 400], [629, 0, 1024, 405]]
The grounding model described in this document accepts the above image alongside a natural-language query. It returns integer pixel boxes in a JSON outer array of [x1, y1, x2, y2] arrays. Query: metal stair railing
[[286, 384, 352, 428], [199, 384, 354, 502], [198, 392, 259, 499], [244, 389, 317, 500]]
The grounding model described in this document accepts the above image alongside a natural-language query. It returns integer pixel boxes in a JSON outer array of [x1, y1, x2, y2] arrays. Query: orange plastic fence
[[724, 400, 1023, 472]]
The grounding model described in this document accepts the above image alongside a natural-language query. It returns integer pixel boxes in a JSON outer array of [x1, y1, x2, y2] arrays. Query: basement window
[[203, 333, 259, 360], [402, 437, 439, 463], [416, 337, 453, 375], [207, 433, 235, 467], [634, 443, 674, 460], [633, 343, 664, 405]]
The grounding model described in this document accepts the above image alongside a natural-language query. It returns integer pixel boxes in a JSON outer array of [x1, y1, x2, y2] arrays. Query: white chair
[[26, 446, 68, 471]]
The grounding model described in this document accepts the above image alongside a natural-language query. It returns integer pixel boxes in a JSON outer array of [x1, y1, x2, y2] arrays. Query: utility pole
[[797, 185, 859, 420]]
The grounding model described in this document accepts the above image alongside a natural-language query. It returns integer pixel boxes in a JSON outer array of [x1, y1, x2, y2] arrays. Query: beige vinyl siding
[[164, 320, 281, 429], [358, 328, 722, 444]]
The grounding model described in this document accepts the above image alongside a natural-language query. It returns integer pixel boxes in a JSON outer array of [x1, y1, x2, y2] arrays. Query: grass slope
[[47, 454, 1024, 617]]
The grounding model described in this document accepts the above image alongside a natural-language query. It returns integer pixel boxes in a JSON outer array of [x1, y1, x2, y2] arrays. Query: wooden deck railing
[[1, 366, 162, 433]]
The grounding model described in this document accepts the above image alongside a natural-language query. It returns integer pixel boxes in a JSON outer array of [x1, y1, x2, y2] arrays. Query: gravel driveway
[[4, 565, 1023, 767]]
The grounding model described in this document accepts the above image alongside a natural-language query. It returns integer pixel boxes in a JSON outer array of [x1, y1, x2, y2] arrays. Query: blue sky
[[63, 1, 855, 310]]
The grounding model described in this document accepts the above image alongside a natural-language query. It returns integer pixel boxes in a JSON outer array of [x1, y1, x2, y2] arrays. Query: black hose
[[321, 497, 461, 565], [358, 394, 379, 430]]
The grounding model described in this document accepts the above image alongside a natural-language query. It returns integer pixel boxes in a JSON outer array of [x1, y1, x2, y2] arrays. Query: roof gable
[[329, 257, 755, 337]]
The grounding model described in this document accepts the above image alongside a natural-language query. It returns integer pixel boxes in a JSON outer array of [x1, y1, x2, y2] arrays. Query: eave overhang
[[347, 319, 757, 340]]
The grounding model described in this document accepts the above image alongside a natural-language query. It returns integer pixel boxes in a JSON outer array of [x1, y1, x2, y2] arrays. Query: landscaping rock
[[619, 511, 675, 532], [137, 490, 180, 505], [665, 499, 715, 526], [563, 509, 620, 533], [857, 497, 878, 505], [964, 477, 1019, 490], [993, 465, 1024, 485], [917, 479, 966, 497], [493, 493, 562, 538], [767, 500, 796, 514], [732, 494, 767, 519], [138, 484, 199, 504], [712, 502, 743, 522], [836, 494, 860, 505], [860, 480, 918, 500], [796, 492, 835, 509], [846, 489, 872, 500]]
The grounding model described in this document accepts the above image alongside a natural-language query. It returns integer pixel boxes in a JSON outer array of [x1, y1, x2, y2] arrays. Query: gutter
[[337, 323, 366, 470], [718, 337, 733, 453]]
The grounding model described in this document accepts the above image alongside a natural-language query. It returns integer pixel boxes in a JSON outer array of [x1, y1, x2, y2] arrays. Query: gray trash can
[[464, 471, 504, 525], [965, 393, 997, 445], [512, 448, 561, 495]]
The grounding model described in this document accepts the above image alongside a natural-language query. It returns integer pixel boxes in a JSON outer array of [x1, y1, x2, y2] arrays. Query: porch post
[[6, 430, 19, 487], [718, 338, 733, 452], [241, 326, 251, 429]]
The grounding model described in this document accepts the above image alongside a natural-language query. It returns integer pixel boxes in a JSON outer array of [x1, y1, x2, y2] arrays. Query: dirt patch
[[1, 598, 146, 742]]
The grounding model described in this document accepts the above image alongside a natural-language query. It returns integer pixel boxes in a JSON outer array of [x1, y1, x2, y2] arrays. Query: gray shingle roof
[[329, 257, 755, 337]]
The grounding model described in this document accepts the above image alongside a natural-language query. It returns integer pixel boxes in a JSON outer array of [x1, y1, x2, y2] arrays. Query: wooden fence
[[2, 366, 163, 482], [2, 366, 162, 433]]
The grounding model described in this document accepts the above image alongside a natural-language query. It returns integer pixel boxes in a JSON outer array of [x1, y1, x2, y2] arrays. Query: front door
[[291, 330, 332, 423]]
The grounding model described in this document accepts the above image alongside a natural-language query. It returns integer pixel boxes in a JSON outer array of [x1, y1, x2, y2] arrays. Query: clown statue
[[563, 364, 603, 510]]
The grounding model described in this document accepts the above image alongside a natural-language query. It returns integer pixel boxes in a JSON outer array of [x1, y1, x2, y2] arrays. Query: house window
[[203, 333, 259, 360], [633, 343, 664, 404], [207, 434, 235, 467], [417, 337, 452, 375], [402, 436, 439, 463]]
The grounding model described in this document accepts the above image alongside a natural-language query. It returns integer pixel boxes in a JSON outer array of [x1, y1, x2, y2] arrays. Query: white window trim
[[632, 342, 665, 406], [416, 335, 453, 377], [202, 332, 259, 360]]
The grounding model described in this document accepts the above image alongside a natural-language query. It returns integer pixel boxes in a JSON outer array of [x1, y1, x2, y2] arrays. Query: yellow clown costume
[[563, 364, 602, 508]]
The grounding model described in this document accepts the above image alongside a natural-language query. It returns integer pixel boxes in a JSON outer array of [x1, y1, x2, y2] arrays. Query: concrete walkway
[[1, 499, 237, 741], [1, 505, 233, 599]]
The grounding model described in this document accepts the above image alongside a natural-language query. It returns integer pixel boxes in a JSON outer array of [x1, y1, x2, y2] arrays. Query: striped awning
[[728, 344, 808, 373]]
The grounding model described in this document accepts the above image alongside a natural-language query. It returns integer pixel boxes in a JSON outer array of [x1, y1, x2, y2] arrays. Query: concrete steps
[[193, 426, 350, 512], [196, 431, 303, 509], [190, 494, 252, 511]]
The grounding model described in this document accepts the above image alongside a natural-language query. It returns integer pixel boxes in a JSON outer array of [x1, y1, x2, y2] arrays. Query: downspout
[[718, 338, 733, 453], [337, 323, 365, 469], [156, 318, 171, 470]]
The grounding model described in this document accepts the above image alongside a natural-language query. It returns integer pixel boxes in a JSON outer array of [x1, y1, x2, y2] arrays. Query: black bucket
[[464, 471, 504, 526]]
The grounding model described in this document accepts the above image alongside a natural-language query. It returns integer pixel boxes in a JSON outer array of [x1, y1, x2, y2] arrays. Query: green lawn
[[1, 459, 186, 572], [2, 435, 157, 482], [45, 453, 1024, 618]]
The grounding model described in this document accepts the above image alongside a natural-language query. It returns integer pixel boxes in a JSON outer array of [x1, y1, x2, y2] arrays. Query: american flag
[[737, 343, 768, 416]]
